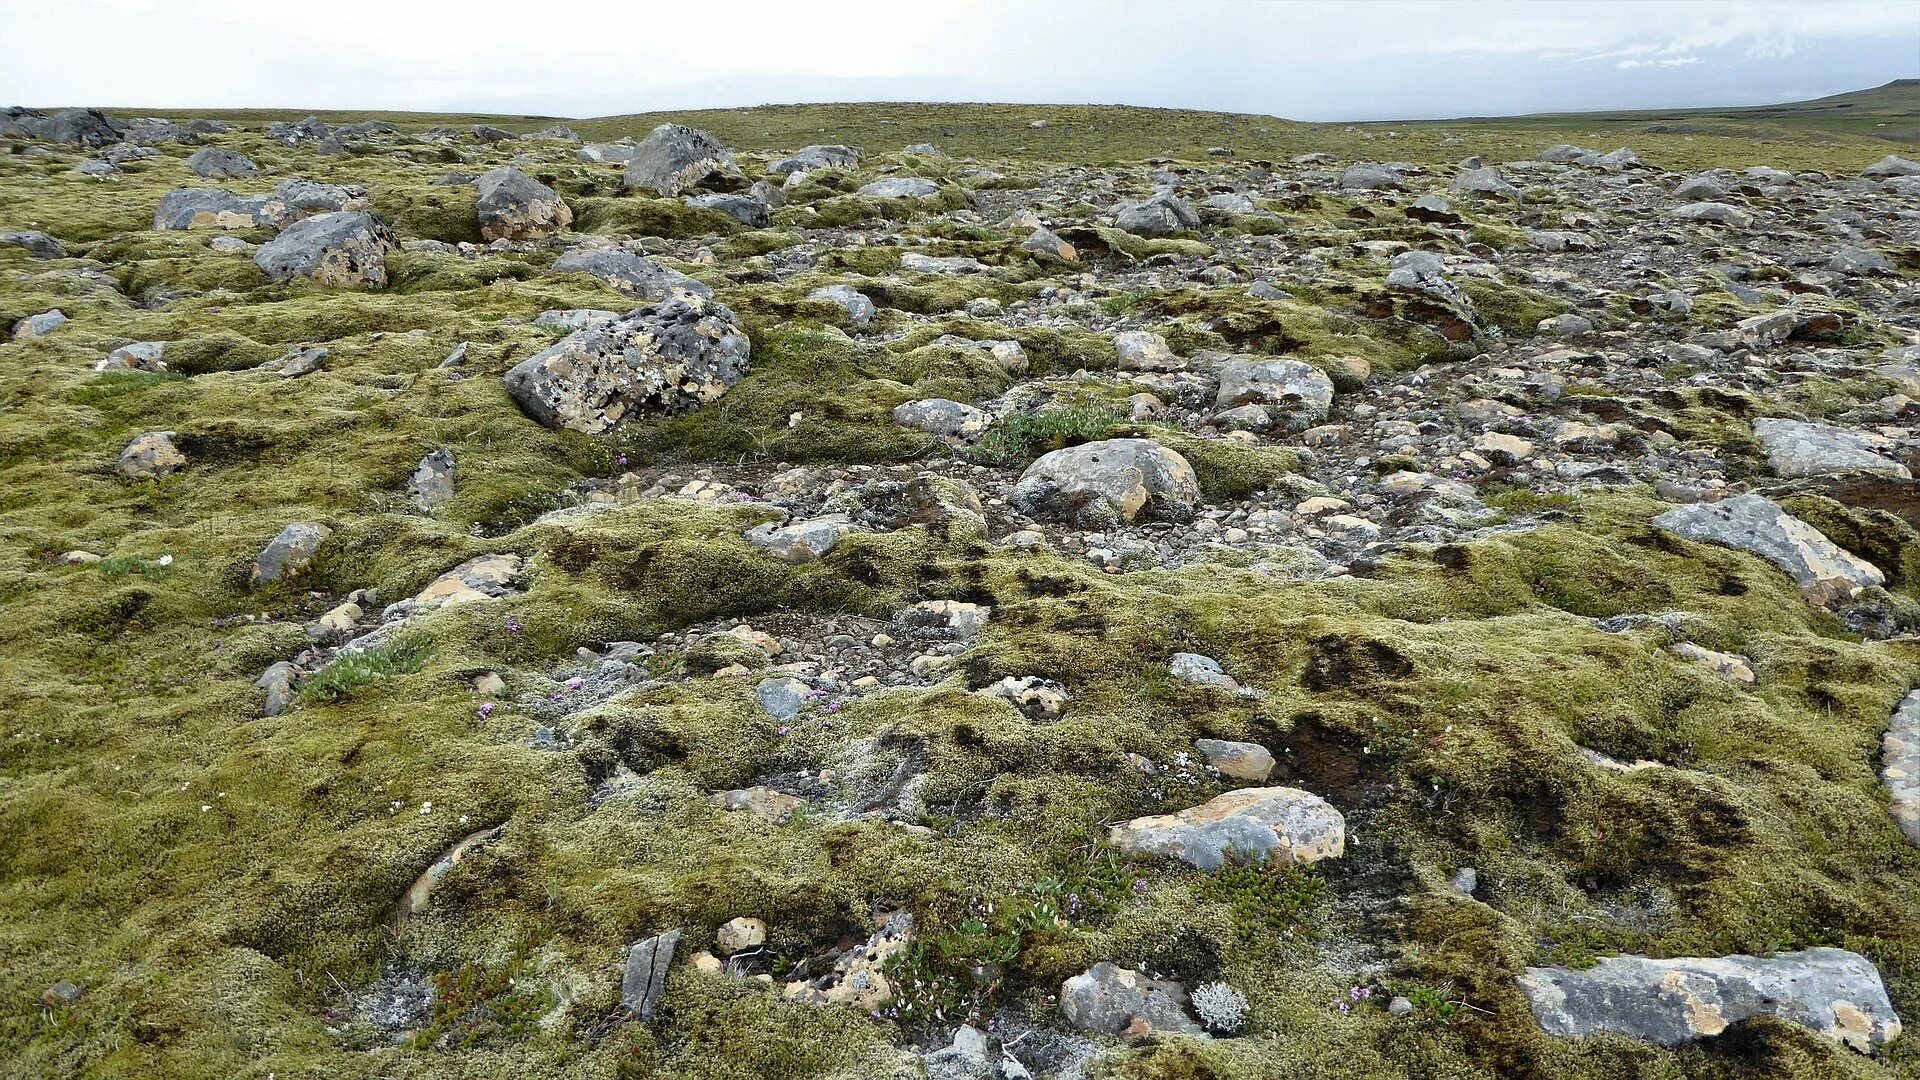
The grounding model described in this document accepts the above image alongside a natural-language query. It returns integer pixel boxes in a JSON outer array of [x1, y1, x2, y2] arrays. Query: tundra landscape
[[3, 80, 1920, 1080]]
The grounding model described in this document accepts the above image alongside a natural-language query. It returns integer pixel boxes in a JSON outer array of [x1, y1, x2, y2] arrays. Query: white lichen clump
[[1191, 981, 1249, 1033]]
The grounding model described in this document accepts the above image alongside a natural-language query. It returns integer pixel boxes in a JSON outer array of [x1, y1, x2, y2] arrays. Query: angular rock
[[624, 124, 737, 196], [255, 661, 298, 717], [622, 929, 681, 1019], [1108, 786, 1346, 870], [806, 284, 875, 325], [253, 212, 397, 288], [783, 912, 913, 1009], [549, 248, 711, 300], [12, 309, 66, 339], [858, 177, 941, 199], [1170, 652, 1239, 690], [755, 677, 810, 722], [0, 230, 65, 258], [184, 147, 257, 179], [96, 341, 167, 372], [1339, 163, 1405, 190], [503, 296, 750, 433], [117, 431, 185, 479], [1520, 948, 1901, 1052], [1885, 691, 1920, 846], [1193, 739, 1275, 781], [744, 514, 858, 564], [251, 522, 331, 585], [1668, 202, 1754, 228], [153, 187, 280, 230], [1114, 188, 1199, 237], [1021, 226, 1078, 263], [1451, 166, 1518, 198], [1060, 963, 1204, 1037], [408, 448, 456, 511], [473, 166, 572, 241], [1652, 494, 1883, 608], [1215, 357, 1335, 430], [684, 192, 768, 227], [713, 785, 804, 822], [1862, 154, 1920, 178], [893, 398, 990, 441], [1751, 417, 1908, 479], [768, 145, 861, 176], [1012, 438, 1200, 526], [900, 251, 985, 274], [1114, 330, 1181, 372]]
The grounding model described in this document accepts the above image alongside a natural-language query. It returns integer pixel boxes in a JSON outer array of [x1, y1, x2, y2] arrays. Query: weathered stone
[[755, 677, 810, 722], [805, 284, 875, 325], [1114, 188, 1199, 236], [1170, 652, 1239, 690], [12, 309, 66, 339], [96, 341, 167, 372], [1673, 173, 1729, 200], [622, 929, 681, 1019], [1339, 162, 1405, 190], [893, 398, 990, 442], [1451, 166, 1518, 198], [713, 785, 803, 822], [1668, 202, 1754, 228], [859, 177, 942, 199], [117, 431, 185, 479], [474, 166, 572, 241], [1884, 691, 1920, 846], [154, 187, 278, 230], [745, 514, 858, 564], [624, 124, 738, 196], [1751, 417, 1907, 479], [1520, 948, 1901, 1052], [408, 448, 456, 511], [253, 212, 397, 288], [1114, 330, 1181, 372], [1012, 438, 1201, 526], [783, 912, 914, 1009], [0, 230, 65, 258], [1652, 494, 1883, 608], [504, 297, 749, 434], [1059, 963, 1204, 1037], [1193, 739, 1275, 780], [255, 661, 298, 717], [1862, 154, 1920, 178], [979, 675, 1069, 720], [184, 147, 257, 178], [716, 917, 766, 956], [1214, 356, 1335, 430], [397, 825, 502, 927], [550, 248, 711, 300], [1672, 643, 1755, 684], [1109, 786, 1345, 870], [251, 522, 331, 585], [768, 145, 861, 176], [391, 553, 524, 616], [684, 192, 769, 227], [1021, 226, 1078, 263], [900, 251, 985, 274]]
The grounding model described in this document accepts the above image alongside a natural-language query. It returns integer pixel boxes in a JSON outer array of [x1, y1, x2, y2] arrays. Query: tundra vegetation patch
[[2, 103, 1920, 1080]]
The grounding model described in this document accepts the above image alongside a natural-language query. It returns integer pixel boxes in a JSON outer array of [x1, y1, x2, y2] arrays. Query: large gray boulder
[[503, 296, 750, 434], [1751, 418, 1908, 479], [858, 177, 942, 199], [0, 230, 65, 258], [1114, 188, 1199, 237], [251, 522, 331, 585], [25, 108, 125, 146], [153, 188, 282, 230], [1862, 154, 1920, 178], [683, 192, 769, 227], [1673, 173, 1729, 200], [1215, 357, 1335, 431], [1652, 494, 1883, 608], [1451, 166, 1518, 199], [474, 167, 572, 241], [272, 177, 369, 217], [185, 147, 257, 179], [1060, 963, 1204, 1037], [623, 124, 738, 196], [1339, 162, 1405, 190], [253, 212, 397, 288], [1108, 786, 1346, 870], [578, 143, 640, 165], [1520, 949, 1901, 1052], [550, 248, 710, 301], [1885, 691, 1920, 845], [768, 144, 861, 176], [1012, 438, 1200, 526]]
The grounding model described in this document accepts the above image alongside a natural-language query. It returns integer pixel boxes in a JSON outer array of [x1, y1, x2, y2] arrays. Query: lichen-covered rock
[[1215, 357, 1335, 430], [624, 124, 738, 196], [153, 188, 281, 230], [893, 398, 990, 441], [1451, 166, 1518, 198], [117, 431, 185, 479], [900, 251, 985, 274], [408, 448, 455, 511], [184, 147, 257, 178], [1885, 691, 1920, 846], [11, 309, 66, 340], [1114, 330, 1180, 372], [1114, 188, 1199, 236], [1751, 417, 1908, 479], [768, 144, 861, 176], [503, 297, 750, 433], [1021, 226, 1078, 263], [1668, 202, 1754, 228], [473, 166, 572, 241], [1652, 494, 1883, 608], [805, 284, 875, 325], [95, 341, 166, 372], [783, 911, 913, 1009], [1520, 948, 1902, 1052], [1862, 154, 1920, 178], [683, 192, 768, 227], [1339, 162, 1405, 190], [1193, 738, 1275, 780], [1059, 963, 1204, 1037], [622, 929, 681, 1019], [253, 211, 397, 288], [1108, 786, 1345, 870], [858, 177, 942, 199], [979, 675, 1069, 720], [389, 553, 524, 616], [744, 514, 858, 564], [1012, 438, 1200, 526], [549, 248, 711, 300], [251, 522, 330, 586], [1170, 652, 1239, 690], [0, 230, 65, 258]]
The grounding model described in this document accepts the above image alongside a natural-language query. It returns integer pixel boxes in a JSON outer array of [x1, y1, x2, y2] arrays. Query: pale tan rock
[[716, 917, 767, 956]]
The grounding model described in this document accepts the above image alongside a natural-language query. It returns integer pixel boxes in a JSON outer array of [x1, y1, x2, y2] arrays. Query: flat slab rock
[[1060, 962, 1203, 1037], [1885, 690, 1920, 846], [1751, 417, 1909, 479], [1520, 948, 1902, 1052], [1108, 786, 1345, 870], [1652, 494, 1883, 608]]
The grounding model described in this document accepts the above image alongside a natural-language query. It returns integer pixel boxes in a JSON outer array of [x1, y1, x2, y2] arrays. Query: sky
[[1, 0, 1916, 122]]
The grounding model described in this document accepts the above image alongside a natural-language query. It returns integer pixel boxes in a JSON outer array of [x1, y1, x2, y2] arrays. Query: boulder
[[1021, 226, 1078, 263], [1171, 653, 1239, 690], [1114, 330, 1181, 372], [469, 124, 516, 143], [1828, 246, 1893, 276], [805, 284, 875, 325], [1012, 438, 1201, 526], [1215, 357, 1335, 430], [1751, 418, 1908, 479], [1668, 202, 1754, 228], [255, 661, 298, 717], [1451, 166, 1518, 198], [1108, 786, 1346, 870], [1060, 963, 1204, 1037], [1673, 173, 1728, 200], [386, 553, 524, 616], [550, 248, 711, 300], [24, 108, 125, 146], [95, 341, 166, 372], [624, 124, 738, 196], [503, 296, 750, 433], [859, 177, 943, 200], [1339, 162, 1405, 190], [754, 677, 810, 722], [578, 143, 640, 165], [0, 230, 65, 258], [1193, 739, 1275, 781], [1862, 154, 1920, 178], [253, 212, 397, 288], [251, 522, 331, 586], [768, 144, 861, 176], [1540, 144, 1599, 165], [271, 177, 369, 217], [744, 515, 858, 564], [12, 309, 67, 340], [408, 448, 456, 511], [116, 431, 185, 479], [900, 251, 985, 274], [184, 147, 257, 178], [1520, 948, 1901, 1052], [1885, 691, 1920, 845], [474, 166, 572, 241], [1652, 494, 1883, 608], [893, 398, 990, 442], [683, 192, 769, 227], [153, 188, 281, 230], [1114, 188, 1199, 236]]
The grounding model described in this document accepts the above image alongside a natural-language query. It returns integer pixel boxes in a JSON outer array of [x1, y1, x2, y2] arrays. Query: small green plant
[[297, 636, 432, 704], [94, 556, 171, 579], [412, 943, 552, 1050], [967, 406, 1124, 467], [1195, 860, 1328, 940], [1099, 290, 1151, 315]]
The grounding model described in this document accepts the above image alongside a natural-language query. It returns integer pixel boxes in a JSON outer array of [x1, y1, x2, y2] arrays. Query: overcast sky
[[2, 0, 1915, 122]]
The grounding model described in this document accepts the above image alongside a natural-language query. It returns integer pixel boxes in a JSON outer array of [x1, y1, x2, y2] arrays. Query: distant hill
[[1424, 79, 1920, 143]]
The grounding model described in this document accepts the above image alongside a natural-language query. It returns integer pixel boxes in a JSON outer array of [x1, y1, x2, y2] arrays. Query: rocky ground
[[3, 104, 1920, 1079]]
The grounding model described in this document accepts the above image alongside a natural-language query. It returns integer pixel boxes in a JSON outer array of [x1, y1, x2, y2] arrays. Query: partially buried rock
[[1668, 202, 1753, 228], [1885, 691, 1920, 846], [1751, 417, 1908, 479], [624, 124, 739, 196], [255, 661, 298, 716], [893, 398, 990, 442], [1060, 963, 1204, 1037], [768, 144, 861, 176], [783, 911, 913, 1009], [744, 514, 858, 564], [1114, 187, 1199, 237], [408, 448, 455, 511], [1451, 166, 1518, 199], [117, 431, 185, 479], [0, 230, 67, 258], [253, 212, 397, 288], [184, 147, 257, 178], [806, 284, 875, 325], [251, 522, 331, 586], [1170, 652, 1239, 690], [473, 166, 572, 241], [714, 785, 803, 822], [1193, 738, 1274, 780], [858, 177, 942, 199], [684, 192, 768, 227], [1114, 330, 1181, 372], [12, 309, 67, 340], [1215, 357, 1334, 431], [1520, 948, 1901, 1052], [980, 675, 1069, 720], [622, 929, 681, 1019], [503, 296, 750, 434], [96, 341, 167, 372], [1109, 786, 1346, 870], [1339, 162, 1404, 190], [1652, 494, 1883, 608], [1021, 226, 1078, 263], [550, 248, 711, 300], [1012, 438, 1200, 527]]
